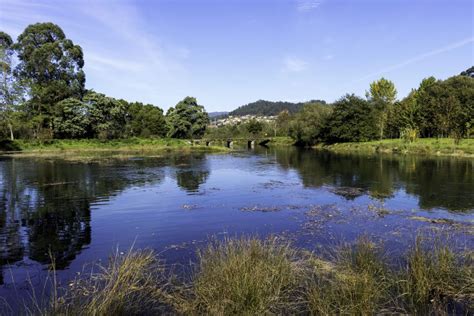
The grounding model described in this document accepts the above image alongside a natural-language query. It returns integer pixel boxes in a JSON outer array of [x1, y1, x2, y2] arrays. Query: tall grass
[[181, 237, 303, 314], [315, 138, 474, 156], [306, 237, 393, 315], [18, 235, 473, 315], [398, 238, 474, 314], [28, 249, 172, 316]]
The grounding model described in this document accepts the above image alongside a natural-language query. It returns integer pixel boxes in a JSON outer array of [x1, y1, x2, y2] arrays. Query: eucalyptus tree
[[0, 31, 24, 140], [14, 22, 85, 138]]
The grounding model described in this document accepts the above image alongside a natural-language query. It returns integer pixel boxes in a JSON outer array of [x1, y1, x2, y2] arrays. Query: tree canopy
[[166, 97, 209, 139]]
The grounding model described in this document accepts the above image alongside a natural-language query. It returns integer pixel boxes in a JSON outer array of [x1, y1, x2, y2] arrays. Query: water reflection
[[0, 157, 170, 281], [264, 147, 474, 211], [0, 149, 472, 284], [169, 153, 210, 193]]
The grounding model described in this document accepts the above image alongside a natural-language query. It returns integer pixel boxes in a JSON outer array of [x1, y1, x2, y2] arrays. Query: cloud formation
[[283, 57, 308, 72], [296, 0, 321, 12], [355, 37, 474, 82]]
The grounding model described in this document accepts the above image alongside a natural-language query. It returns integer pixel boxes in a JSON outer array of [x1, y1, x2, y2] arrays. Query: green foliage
[[326, 94, 379, 142], [460, 66, 474, 78], [166, 97, 209, 139], [14, 23, 85, 137], [288, 102, 331, 146], [84, 91, 128, 139], [126, 102, 167, 137], [246, 118, 264, 135], [417, 75, 474, 140], [52, 98, 89, 138], [230, 99, 326, 116], [366, 77, 397, 139], [366, 77, 397, 104], [0, 31, 24, 140]]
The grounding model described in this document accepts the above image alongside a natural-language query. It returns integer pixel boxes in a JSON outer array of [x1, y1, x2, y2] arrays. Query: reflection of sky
[[1, 152, 473, 304]]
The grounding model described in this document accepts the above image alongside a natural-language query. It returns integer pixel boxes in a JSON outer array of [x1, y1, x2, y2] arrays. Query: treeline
[[230, 99, 326, 116], [0, 23, 209, 141], [288, 74, 474, 145], [209, 72, 474, 145]]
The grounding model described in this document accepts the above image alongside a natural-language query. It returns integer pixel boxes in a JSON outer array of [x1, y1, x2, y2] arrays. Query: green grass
[[19, 235, 474, 315], [1, 138, 228, 156], [315, 138, 474, 157], [268, 136, 295, 146], [182, 237, 302, 314]]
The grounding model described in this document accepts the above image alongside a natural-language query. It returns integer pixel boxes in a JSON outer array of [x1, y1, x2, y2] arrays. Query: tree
[[417, 75, 474, 141], [84, 91, 127, 139], [126, 102, 167, 137], [289, 102, 332, 146], [276, 110, 291, 136], [0, 31, 24, 140], [366, 77, 397, 139], [52, 98, 89, 138], [166, 97, 209, 139], [245, 119, 264, 135], [14, 22, 85, 138], [326, 94, 378, 142], [460, 66, 474, 78]]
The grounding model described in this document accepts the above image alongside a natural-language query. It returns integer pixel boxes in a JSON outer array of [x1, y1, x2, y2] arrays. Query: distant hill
[[229, 99, 326, 116], [208, 111, 229, 118]]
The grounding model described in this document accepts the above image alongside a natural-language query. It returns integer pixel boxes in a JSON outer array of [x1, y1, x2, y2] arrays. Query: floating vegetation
[[240, 205, 281, 212]]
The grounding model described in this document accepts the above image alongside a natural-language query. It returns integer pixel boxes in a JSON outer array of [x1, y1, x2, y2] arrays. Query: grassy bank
[[267, 136, 295, 146], [0, 138, 228, 156], [23, 236, 473, 315], [315, 138, 474, 157]]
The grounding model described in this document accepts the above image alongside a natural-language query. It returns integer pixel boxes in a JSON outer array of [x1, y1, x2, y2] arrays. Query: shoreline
[[313, 138, 474, 158], [0, 138, 229, 158]]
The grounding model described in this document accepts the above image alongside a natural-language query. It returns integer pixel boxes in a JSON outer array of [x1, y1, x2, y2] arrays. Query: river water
[[0, 147, 473, 305]]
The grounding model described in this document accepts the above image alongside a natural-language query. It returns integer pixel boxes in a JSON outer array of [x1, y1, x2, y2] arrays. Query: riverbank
[[20, 235, 473, 315], [314, 138, 474, 157], [0, 138, 228, 157]]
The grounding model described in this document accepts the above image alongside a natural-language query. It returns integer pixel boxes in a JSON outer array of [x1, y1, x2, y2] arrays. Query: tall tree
[[288, 102, 332, 146], [166, 97, 209, 139], [418, 76, 474, 140], [84, 91, 127, 139], [327, 94, 378, 142], [14, 22, 85, 138], [0, 31, 23, 140], [52, 98, 89, 139], [125, 102, 167, 137], [366, 77, 397, 139]]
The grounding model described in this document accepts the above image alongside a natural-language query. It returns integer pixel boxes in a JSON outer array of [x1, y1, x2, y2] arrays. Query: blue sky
[[0, 0, 473, 111]]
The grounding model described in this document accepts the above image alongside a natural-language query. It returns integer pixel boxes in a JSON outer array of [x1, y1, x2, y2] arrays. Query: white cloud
[[283, 57, 308, 72], [296, 0, 322, 12], [355, 37, 474, 82], [85, 53, 145, 72]]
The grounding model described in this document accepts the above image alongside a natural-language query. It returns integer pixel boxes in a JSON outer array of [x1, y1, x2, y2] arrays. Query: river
[[0, 147, 473, 305]]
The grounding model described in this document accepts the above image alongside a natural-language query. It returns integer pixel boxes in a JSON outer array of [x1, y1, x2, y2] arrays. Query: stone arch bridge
[[191, 138, 271, 148]]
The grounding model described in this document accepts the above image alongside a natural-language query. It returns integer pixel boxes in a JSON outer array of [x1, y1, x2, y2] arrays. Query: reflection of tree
[[169, 153, 210, 192], [400, 157, 474, 211], [267, 147, 473, 211], [0, 157, 165, 279]]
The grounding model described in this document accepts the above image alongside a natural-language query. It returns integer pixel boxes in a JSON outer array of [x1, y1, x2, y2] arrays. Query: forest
[[229, 99, 326, 116], [1, 22, 473, 147]]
